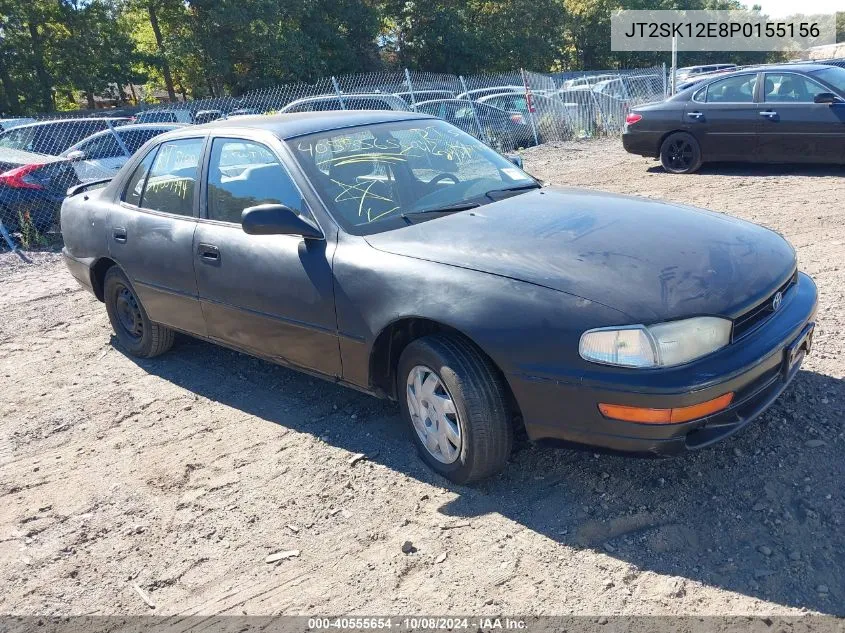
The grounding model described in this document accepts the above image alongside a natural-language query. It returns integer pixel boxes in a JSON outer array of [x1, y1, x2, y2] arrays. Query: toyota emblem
[[772, 291, 783, 312]]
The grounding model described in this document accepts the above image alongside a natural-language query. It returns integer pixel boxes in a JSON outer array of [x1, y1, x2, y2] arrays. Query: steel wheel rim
[[406, 364, 462, 464], [115, 284, 144, 341], [667, 138, 694, 170]]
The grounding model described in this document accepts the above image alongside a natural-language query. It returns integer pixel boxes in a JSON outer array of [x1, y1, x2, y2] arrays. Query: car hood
[[364, 187, 796, 322]]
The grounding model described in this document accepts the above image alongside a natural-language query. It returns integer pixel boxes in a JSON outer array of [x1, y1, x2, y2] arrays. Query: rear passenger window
[[139, 138, 204, 216], [123, 147, 157, 206], [705, 75, 757, 103], [206, 139, 304, 224]]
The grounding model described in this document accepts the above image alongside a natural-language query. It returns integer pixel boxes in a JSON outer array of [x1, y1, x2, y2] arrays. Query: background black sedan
[[623, 64, 845, 173], [61, 111, 816, 483]]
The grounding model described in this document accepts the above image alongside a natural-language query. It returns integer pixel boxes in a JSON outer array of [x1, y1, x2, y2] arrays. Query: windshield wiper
[[401, 201, 480, 220], [484, 182, 542, 200]]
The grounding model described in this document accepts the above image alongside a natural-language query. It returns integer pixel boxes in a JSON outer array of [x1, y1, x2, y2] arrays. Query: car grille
[[732, 269, 798, 342]]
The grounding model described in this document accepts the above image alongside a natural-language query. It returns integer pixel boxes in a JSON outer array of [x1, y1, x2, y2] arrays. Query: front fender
[[333, 235, 629, 390]]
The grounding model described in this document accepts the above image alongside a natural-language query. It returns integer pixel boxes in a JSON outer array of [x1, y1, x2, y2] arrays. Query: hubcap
[[115, 284, 144, 341], [406, 365, 461, 464], [667, 139, 694, 170]]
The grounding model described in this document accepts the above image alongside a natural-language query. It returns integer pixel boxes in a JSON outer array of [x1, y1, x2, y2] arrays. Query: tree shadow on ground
[[118, 334, 844, 615]]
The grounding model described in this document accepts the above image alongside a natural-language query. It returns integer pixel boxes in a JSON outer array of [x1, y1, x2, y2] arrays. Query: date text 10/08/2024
[[307, 617, 528, 630]]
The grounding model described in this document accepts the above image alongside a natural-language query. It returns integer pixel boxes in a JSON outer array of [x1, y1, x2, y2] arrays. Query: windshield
[[811, 67, 845, 94], [288, 119, 536, 235]]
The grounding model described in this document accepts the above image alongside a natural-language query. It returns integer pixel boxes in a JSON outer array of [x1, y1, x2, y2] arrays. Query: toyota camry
[[61, 111, 817, 482]]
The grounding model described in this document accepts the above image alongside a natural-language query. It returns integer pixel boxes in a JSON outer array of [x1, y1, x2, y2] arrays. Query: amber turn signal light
[[598, 392, 734, 425]]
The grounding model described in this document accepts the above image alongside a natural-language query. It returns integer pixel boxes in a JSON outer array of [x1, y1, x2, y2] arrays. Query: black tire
[[397, 334, 513, 483], [660, 132, 703, 174], [103, 266, 175, 358]]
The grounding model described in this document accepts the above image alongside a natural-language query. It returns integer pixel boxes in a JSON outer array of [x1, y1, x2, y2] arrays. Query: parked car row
[[0, 117, 181, 234]]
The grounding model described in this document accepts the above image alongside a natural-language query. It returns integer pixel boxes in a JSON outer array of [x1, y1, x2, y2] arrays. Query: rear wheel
[[104, 266, 174, 358], [660, 132, 702, 174], [397, 334, 513, 483]]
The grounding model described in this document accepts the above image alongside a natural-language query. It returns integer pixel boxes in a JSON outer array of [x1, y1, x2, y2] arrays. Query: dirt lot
[[1, 140, 843, 618]]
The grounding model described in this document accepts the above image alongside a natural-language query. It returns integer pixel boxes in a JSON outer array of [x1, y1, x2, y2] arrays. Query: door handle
[[759, 110, 778, 119], [113, 228, 127, 244], [197, 243, 220, 263], [687, 111, 703, 119]]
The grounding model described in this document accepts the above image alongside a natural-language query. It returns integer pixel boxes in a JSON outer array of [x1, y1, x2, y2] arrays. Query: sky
[[753, 0, 842, 18]]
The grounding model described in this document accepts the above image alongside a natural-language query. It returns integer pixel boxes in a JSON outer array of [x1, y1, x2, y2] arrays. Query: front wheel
[[397, 334, 513, 483], [660, 132, 703, 174], [104, 266, 175, 358]]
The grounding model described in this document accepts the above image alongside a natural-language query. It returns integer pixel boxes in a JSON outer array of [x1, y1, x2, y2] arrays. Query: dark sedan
[[623, 64, 845, 173], [61, 111, 817, 483]]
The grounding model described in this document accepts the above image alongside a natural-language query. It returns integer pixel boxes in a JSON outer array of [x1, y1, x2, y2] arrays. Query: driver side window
[[206, 138, 305, 224], [764, 73, 829, 103]]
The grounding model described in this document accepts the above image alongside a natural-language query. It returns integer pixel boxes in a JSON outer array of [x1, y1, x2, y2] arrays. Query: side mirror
[[241, 204, 323, 239], [814, 92, 844, 105], [66, 150, 86, 162], [504, 153, 524, 169]]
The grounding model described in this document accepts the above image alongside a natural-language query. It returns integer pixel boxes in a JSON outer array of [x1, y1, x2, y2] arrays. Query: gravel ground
[[0, 140, 842, 617]]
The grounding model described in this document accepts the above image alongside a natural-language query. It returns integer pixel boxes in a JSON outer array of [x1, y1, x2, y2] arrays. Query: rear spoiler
[[67, 177, 112, 198]]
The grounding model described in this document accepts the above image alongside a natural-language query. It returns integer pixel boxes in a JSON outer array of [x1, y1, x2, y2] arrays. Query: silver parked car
[[280, 94, 409, 113], [62, 124, 184, 181]]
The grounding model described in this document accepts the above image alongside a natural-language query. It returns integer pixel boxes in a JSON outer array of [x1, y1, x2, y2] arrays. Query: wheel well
[[91, 257, 117, 302], [368, 317, 523, 421], [658, 129, 690, 155]]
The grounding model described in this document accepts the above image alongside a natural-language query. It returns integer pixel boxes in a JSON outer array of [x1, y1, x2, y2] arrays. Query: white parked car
[[454, 86, 525, 101], [280, 94, 409, 113], [62, 123, 184, 181], [0, 117, 36, 132], [559, 74, 617, 90], [134, 109, 194, 124]]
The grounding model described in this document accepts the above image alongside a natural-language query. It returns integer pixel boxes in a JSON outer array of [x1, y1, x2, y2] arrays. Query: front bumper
[[512, 272, 818, 455]]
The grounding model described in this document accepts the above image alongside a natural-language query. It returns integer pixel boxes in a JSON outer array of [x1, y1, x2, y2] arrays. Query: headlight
[[579, 317, 732, 368]]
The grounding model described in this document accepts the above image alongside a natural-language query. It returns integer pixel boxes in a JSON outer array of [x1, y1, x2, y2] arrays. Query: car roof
[[750, 63, 832, 72], [465, 86, 523, 94], [70, 123, 186, 140], [177, 110, 435, 139], [61, 123, 186, 153], [7, 117, 129, 130], [413, 98, 510, 112], [476, 93, 516, 100], [712, 63, 832, 75], [113, 123, 187, 131], [286, 93, 403, 104], [395, 90, 453, 95], [677, 63, 834, 91]]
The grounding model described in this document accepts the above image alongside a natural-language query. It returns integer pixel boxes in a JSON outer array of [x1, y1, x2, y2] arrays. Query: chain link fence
[[0, 63, 674, 249]]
